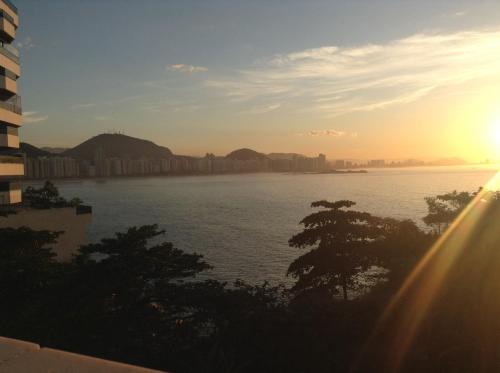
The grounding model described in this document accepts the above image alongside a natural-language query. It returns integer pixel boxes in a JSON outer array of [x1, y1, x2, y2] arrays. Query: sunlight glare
[[494, 117, 500, 148]]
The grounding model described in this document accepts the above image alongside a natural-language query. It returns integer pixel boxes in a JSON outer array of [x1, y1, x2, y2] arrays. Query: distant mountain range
[[21, 134, 298, 161], [62, 134, 174, 161], [20, 133, 468, 166], [226, 148, 269, 161], [40, 146, 68, 154], [20, 142, 53, 158]]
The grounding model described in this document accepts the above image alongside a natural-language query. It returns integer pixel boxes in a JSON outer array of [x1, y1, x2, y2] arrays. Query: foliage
[[288, 200, 392, 300], [1, 190, 495, 372], [23, 181, 83, 209], [0, 227, 63, 335], [423, 190, 476, 233]]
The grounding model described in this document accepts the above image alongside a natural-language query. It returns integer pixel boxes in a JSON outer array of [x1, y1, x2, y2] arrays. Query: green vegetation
[[0, 187, 498, 372]]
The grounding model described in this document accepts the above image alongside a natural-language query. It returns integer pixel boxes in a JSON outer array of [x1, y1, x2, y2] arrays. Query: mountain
[[226, 148, 269, 161], [20, 142, 53, 158], [41, 146, 69, 154], [63, 134, 173, 161]]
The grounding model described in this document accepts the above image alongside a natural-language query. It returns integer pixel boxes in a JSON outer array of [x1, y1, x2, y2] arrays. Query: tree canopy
[[288, 200, 392, 300], [423, 190, 476, 233]]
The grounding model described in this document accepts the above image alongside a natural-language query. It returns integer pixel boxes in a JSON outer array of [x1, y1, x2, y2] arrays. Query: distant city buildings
[[23, 151, 330, 179], [22, 151, 472, 179], [368, 159, 386, 167]]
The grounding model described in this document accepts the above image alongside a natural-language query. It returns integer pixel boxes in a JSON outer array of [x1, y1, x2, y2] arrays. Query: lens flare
[[356, 171, 500, 372]]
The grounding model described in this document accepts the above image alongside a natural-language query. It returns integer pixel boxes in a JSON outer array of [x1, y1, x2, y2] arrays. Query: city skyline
[[16, 0, 500, 162]]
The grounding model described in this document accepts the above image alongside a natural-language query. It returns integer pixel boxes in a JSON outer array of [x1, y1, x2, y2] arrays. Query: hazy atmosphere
[[2, 1, 500, 372], [17, 0, 500, 161]]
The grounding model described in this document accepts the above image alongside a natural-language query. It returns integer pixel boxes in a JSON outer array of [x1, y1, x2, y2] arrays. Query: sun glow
[[493, 117, 500, 148]]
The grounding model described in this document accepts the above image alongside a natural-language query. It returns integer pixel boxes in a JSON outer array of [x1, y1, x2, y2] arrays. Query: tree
[[288, 200, 387, 300], [46, 225, 214, 368], [423, 190, 475, 234], [0, 227, 63, 337], [23, 181, 82, 209]]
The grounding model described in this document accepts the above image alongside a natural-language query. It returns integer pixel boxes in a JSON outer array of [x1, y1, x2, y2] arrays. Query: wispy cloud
[[106, 95, 143, 105], [23, 111, 48, 124], [16, 36, 35, 51], [168, 64, 208, 74], [205, 27, 500, 117], [241, 103, 281, 115], [451, 10, 468, 18], [307, 129, 346, 137]]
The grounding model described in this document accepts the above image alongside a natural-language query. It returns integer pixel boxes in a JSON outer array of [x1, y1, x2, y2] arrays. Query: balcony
[[0, 94, 20, 126], [0, 153, 23, 176], [0, 10, 15, 41], [0, 0, 18, 28], [0, 123, 18, 148], [0, 67, 16, 96], [0, 96, 23, 127], [0, 43, 18, 76], [0, 180, 20, 204]]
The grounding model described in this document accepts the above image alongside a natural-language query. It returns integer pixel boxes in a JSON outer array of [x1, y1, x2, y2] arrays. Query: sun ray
[[356, 171, 500, 372]]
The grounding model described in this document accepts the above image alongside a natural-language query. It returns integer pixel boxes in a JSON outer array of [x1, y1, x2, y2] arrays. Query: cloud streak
[[307, 129, 345, 137], [205, 27, 500, 117], [16, 36, 35, 51], [168, 64, 208, 74], [23, 111, 48, 124], [241, 103, 281, 115]]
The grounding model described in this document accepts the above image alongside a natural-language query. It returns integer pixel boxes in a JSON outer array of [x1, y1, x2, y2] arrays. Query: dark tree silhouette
[[2, 189, 492, 373], [423, 190, 475, 234], [0, 227, 63, 337], [23, 181, 82, 209], [288, 200, 387, 300]]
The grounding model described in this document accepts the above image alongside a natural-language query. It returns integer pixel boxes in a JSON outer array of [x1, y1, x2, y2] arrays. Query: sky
[[15, 0, 500, 161]]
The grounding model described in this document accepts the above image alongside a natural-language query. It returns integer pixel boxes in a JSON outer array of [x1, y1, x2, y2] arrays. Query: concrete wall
[[0, 336, 165, 372], [0, 207, 92, 261]]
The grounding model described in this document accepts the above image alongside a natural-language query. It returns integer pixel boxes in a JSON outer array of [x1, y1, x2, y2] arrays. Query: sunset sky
[[17, 0, 500, 161]]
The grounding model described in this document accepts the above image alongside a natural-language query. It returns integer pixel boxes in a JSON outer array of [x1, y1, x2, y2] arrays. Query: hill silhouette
[[226, 148, 268, 161], [20, 142, 53, 158], [63, 134, 173, 161]]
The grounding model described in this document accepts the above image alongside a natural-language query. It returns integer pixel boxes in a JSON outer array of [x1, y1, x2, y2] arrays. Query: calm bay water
[[28, 165, 498, 284]]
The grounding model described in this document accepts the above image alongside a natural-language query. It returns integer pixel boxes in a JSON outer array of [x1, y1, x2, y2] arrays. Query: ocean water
[[26, 165, 498, 284]]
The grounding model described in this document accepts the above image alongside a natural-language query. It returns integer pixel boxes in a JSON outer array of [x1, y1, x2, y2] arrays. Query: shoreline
[[17, 163, 499, 184]]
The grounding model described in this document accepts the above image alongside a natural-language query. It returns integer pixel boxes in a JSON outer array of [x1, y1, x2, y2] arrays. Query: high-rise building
[[0, 0, 22, 205]]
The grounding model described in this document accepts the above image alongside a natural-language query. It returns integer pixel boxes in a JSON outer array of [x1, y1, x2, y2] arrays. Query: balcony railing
[[0, 43, 18, 63], [0, 9, 14, 24], [1, 0, 17, 14], [0, 153, 23, 164], [0, 67, 16, 80], [0, 94, 20, 114], [0, 9, 14, 25]]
